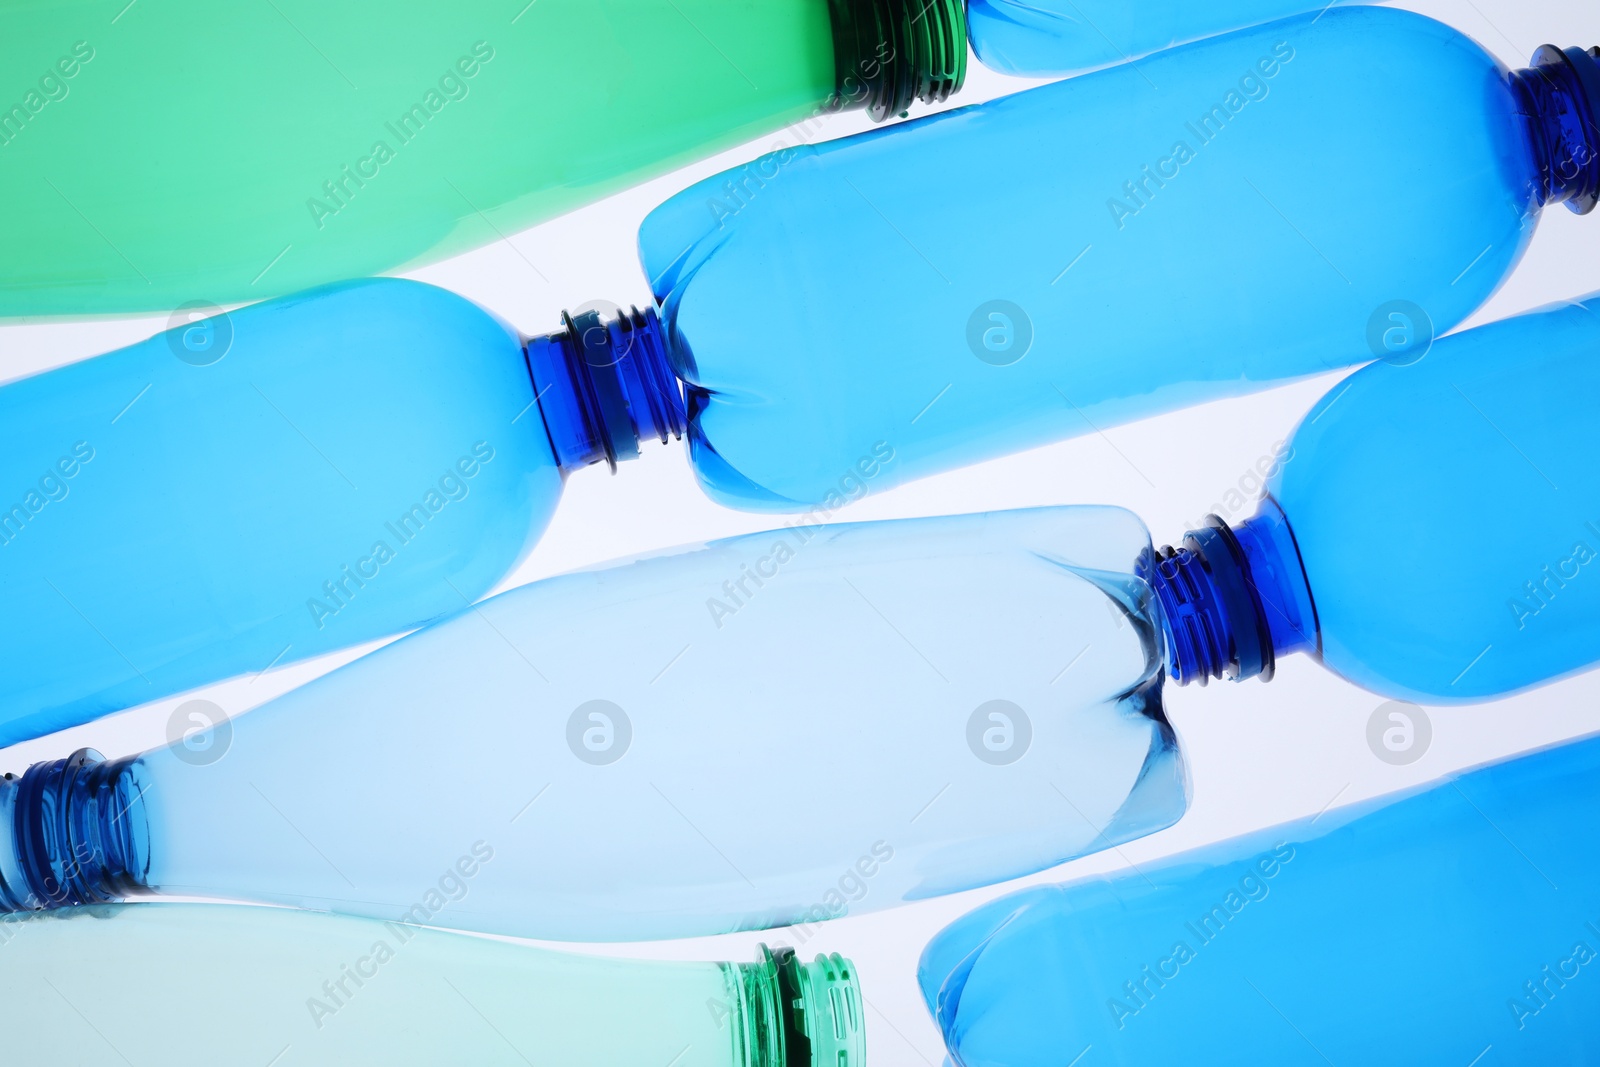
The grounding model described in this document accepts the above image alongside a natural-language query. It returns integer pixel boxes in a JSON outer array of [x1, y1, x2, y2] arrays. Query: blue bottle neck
[[1512, 45, 1600, 214], [524, 306, 687, 474], [0, 749, 150, 912], [1144, 498, 1320, 686]]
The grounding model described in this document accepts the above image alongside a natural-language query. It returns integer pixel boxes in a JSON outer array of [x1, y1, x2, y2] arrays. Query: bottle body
[[0, 507, 1182, 941], [0, 904, 861, 1067], [642, 8, 1543, 509], [1269, 294, 1600, 701], [0, 0, 963, 317], [966, 0, 1374, 77], [919, 732, 1600, 1065], [0, 278, 557, 744]]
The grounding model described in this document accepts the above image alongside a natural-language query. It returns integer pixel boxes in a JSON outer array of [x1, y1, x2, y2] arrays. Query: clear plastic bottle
[[918, 731, 1600, 1066], [0, 903, 863, 1067], [0, 278, 684, 744], [0, 0, 964, 318], [0, 506, 1181, 941], [634, 8, 1599, 509], [965, 0, 1383, 77]]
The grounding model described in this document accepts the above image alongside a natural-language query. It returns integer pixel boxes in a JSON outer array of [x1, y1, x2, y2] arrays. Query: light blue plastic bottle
[[0, 278, 682, 744], [636, 8, 1598, 509], [0, 904, 864, 1067], [0, 506, 1182, 941], [965, 0, 1383, 77], [919, 731, 1600, 1066]]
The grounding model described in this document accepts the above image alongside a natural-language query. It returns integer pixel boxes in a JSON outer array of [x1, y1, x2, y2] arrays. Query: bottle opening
[[1143, 500, 1319, 686], [735, 945, 866, 1067], [524, 305, 687, 473], [828, 0, 966, 122], [0, 749, 150, 913], [1512, 45, 1600, 214]]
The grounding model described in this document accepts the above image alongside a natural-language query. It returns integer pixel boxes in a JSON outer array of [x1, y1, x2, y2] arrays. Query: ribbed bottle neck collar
[[523, 305, 686, 474], [732, 945, 865, 1067], [1512, 45, 1600, 214], [826, 0, 966, 122], [1144, 499, 1320, 686], [0, 748, 150, 913]]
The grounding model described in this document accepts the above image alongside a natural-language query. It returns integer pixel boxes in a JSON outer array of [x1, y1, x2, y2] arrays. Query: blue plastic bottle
[[1150, 291, 1600, 703], [919, 731, 1600, 1066], [635, 8, 1598, 509], [0, 278, 681, 744], [0, 507, 1182, 941], [965, 0, 1381, 77]]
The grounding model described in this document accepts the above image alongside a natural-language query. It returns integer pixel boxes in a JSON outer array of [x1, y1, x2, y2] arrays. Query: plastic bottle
[[1149, 291, 1600, 703], [0, 278, 685, 744], [0, 903, 863, 1067], [5, 291, 1597, 928], [918, 731, 1600, 1066], [965, 0, 1385, 77], [0, 0, 963, 318], [0, 506, 1182, 941], [630, 7, 1599, 509]]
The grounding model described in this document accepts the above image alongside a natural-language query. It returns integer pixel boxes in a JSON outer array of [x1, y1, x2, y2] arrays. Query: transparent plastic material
[[1275, 293, 1600, 701], [640, 8, 1597, 509], [0, 0, 964, 318], [966, 0, 1378, 77], [0, 904, 864, 1067], [0, 507, 1183, 942], [1150, 292, 1600, 702], [919, 732, 1600, 1066], [0, 279, 560, 745]]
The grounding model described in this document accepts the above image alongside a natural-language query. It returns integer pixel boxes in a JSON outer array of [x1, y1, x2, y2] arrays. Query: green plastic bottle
[[0, 0, 962, 318], [0, 903, 865, 1066]]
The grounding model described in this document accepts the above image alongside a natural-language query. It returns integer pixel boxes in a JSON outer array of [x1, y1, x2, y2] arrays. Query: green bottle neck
[[827, 0, 966, 122], [731, 946, 865, 1067]]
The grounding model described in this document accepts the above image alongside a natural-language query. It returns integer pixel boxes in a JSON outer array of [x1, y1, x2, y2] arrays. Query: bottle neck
[[1144, 499, 1320, 686], [1511, 45, 1600, 214], [524, 306, 687, 474], [825, 0, 966, 121], [731, 946, 865, 1067], [0, 749, 150, 913]]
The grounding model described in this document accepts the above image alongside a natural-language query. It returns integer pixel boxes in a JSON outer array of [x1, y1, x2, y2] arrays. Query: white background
[[1, 0, 1597, 1062]]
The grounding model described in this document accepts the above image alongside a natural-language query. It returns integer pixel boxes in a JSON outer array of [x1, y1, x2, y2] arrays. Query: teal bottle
[[0, 903, 863, 1067], [0, 0, 965, 318], [919, 732, 1600, 1065]]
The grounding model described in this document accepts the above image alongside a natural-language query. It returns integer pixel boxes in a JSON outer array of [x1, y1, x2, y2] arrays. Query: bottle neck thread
[[1512, 45, 1600, 214], [0, 749, 150, 913], [1143, 500, 1320, 686], [524, 305, 687, 474], [732, 945, 865, 1067], [826, 0, 966, 122]]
